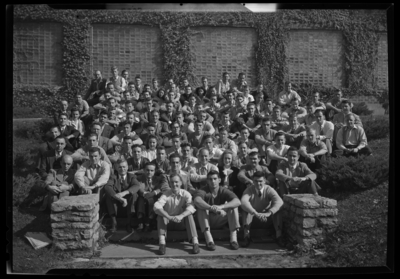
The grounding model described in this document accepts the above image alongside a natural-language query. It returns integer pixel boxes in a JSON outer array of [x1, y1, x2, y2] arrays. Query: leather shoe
[[230, 241, 239, 250], [276, 236, 286, 248], [158, 244, 166, 255], [192, 243, 200, 254], [125, 224, 133, 233], [242, 237, 251, 248], [207, 242, 216, 251]]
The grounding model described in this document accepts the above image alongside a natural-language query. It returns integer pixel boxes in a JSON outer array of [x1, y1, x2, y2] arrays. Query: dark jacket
[[37, 149, 73, 179], [104, 172, 141, 196]]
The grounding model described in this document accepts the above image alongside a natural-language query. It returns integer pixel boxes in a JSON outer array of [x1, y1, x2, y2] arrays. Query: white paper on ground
[[25, 232, 52, 250]]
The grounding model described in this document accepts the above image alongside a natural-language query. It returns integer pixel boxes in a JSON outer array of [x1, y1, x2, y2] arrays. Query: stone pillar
[[51, 194, 100, 256], [282, 194, 338, 247]]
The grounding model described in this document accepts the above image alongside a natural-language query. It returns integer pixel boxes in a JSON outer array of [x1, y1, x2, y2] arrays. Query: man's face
[[253, 176, 265, 190], [128, 84, 135, 93], [107, 85, 115, 94], [343, 104, 351, 113], [89, 151, 101, 165], [336, 91, 342, 99], [220, 130, 228, 141], [133, 147, 142, 160], [59, 115, 68, 126], [149, 138, 157, 150], [144, 165, 155, 179], [210, 96, 217, 104], [241, 129, 250, 140], [207, 174, 220, 190], [170, 175, 182, 195], [171, 124, 180, 134], [195, 123, 204, 133], [144, 85, 151, 92], [76, 95, 83, 104], [256, 94, 264, 103], [122, 139, 133, 152], [183, 79, 189, 87], [182, 146, 191, 158], [91, 125, 101, 136], [135, 78, 141, 86], [292, 101, 299, 110], [249, 155, 259, 167], [50, 128, 60, 139], [286, 83, 292, 91], [168, 92, 175, 100], [199, 150, 209, 164], [189, 97, 196, 106], [313, 93, 320, 102], [263, 121, 271, 131], [152, 112, 160, 122], [99, 114, 108, 124], [204, 138, 214, 150], [273, 108, 281, 118], [288, 151, 299, 165], [172, 138, 181, 149], [227, 93, 234, 102], [108, 110, 116, 119], [223, 73, 230, 80], [223, 114, 230, 123], [248, 105, 255, 115], [237, 97, 244, 104], [170, 157, 181, 172], [95, 71, 102, 79], [257, 84, 264, 92], [118, 161, 129, 176], [122, 71, 129, 80], [315, 112, 324, 124], [55, 138, 66, 152], [61, 101, 68, 111], [266, 101, 273, 110], [200, 112, 207, 122], [87, 136, 98, 147], [157, 149, 166, 161], [244, 87, 250, 95], [123, 124, 131, 134], [61, 157, 73, 172], [124, 92, 131, 100], [290, 117, 298, 127], [176, 114, 184, 123], [125, 103, 134, 113], [126, 114, 135, 125], [276, 135, 286, 147], [202, 78, 208, 87], [167, 103, 174, 113], [239, 74, 245, 82], [152, 80, 158, 87], [307, 106, 314, 114], [185, 87, 192, 94], [105, 92, 112, 99], [112, 69, 118, 78], [148, 126, 155, 135], [223, 153, 232, 166], [307, 131, 317, 143], [168, 79, 174, 86], [346, 115, 355, 127], [72, 111, 80, 119], [239, 143, 248, 156], [146, 101, 152, 110], [109, 99, 116, 108]]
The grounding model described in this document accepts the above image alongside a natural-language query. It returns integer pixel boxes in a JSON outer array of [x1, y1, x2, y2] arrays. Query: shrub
[[360, 115, 390, 141], [351, 102, 374, 116], [316, 154, 389, 193], [13, 174, 46, 207], [13, 119, 55, 142]]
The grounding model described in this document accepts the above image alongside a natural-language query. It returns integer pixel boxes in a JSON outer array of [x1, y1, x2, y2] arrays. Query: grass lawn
[[11, 118, 390, 272]]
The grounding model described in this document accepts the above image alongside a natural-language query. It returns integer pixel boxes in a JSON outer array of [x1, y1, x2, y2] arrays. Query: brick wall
[[13, 22, 63, 86], [191, 27, 257, 87], [286, 30, 344, 88], [90, 24, 164, 85], [374, 33, 388, 90]]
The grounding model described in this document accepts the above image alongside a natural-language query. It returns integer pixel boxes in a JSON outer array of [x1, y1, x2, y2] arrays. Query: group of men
[[36, 66, 372, 255]]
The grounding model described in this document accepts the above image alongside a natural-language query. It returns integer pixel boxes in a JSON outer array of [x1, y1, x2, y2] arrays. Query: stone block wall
[[51, 194, 100, 256], [282, 194, 338, 247]]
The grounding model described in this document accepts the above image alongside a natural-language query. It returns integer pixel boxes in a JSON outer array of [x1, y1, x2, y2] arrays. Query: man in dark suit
[[37, 136, 73, 180], [127, 145, 150, 174], [53, 100, 71, 125], [160, 102, 178, 125], [84, 70, 107, 106], [98, 111, 115, 139], [148, 110, 170, 138], [89, 122, 114, 154], [150, 146, 171, 177], [104, 159, 141, 233], [139, 123, 164, 148], [135, 162, 170, 232], [39, 126, 74, 156], [46, 113, 79, 149], [138, 98, 160, 126]]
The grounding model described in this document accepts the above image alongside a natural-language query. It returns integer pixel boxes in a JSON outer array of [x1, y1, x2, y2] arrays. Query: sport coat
[[100, 124, 115, 139], [37, 149, 73, 179], [151, 159, 171, 174], [98, 136, 114, 154], [148, 121, 170, 137], [160, 111, 177, 124], [136, 174, 170, 194], [104, 173, 141, 196], [44, 167, 76, 188], [127, 157, 150, 172]]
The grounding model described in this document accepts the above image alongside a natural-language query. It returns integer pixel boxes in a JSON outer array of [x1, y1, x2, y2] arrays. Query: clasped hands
[[168, 214, 184, 223], [209, 205, 227, 217], [47, 183, 70, 195], [306, 153, 316, 163], [253, 210, 272, 222]]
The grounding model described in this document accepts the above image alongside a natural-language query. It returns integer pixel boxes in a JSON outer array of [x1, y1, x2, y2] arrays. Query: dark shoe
[[276, 236, 286, 248], [192, 243, 200, 254], [230, 241, 239, 250], [143, 223, 152, 232], [158, 244, 166, 255], [125, 224, 133, 233], [110, 225, 117, 233], [207, 242, 216, 251], [242, 236, 251, 248]]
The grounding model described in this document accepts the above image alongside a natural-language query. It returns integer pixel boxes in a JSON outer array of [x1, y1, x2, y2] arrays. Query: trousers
[[278, 179, 320, 197], [157, 214, 198, 240], [105, 192, 137, 217], [242, 210, 282, 238], [197, 207, 241, 233]]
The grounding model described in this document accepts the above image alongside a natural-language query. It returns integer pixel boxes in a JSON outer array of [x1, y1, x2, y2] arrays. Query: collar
[[171, 189, 184, 197], [318, 120, 325, 126], [90, 160, 103, 168], [55, 150, 63, 156], [120, 174, 127, 181], [288, 162, 299, 170], [309, 139, 320, 147]]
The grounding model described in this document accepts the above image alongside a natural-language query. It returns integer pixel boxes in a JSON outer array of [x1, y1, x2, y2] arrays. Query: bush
[[351, 102, 374, 116], [13, 174, 46, 207], [13, 119, 55, 142], [360, 115, 390, 141], [316, 154, 389, 193]]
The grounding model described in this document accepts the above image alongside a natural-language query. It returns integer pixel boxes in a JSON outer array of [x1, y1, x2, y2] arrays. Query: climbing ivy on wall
[[13, 5, 387, 116]]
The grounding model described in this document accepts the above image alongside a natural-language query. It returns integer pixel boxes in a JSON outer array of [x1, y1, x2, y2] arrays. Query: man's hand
[[171, 215, 184, 223], [143, 192, 154, 199], [58, 185, 70, 192], [310, 157, 316, 163], [47, 185, 62, 195], [259, 213, 270, 222], [352, 148, 358, 153]]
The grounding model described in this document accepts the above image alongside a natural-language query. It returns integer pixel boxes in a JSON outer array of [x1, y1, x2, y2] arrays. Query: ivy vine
[[13, 5, 387, 117]]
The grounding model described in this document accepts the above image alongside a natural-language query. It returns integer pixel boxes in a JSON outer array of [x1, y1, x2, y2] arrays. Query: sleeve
[[297, 107, 307, 119], [104, 175, 116, 197], [193, 189, 206, 201], [153, 193, 168, 212], [70, 126, 80, 138], [299, 139, 308, 154], [158, 175, 170, 192], [265, 186, 283, 214], [71, 148, 85, 162], [222, 188, 238, 203], [100, 148, 112, 166], [275, 162, 289, 181], [74, 164, 87, 188], [301, 163, 317, 180], [94, 162, 111, 187], [237, 167, 253, 185], [318, 141, 328, 152], [357, 128, 367, 149], [354, 114, 363, 128], [44, 170, 56, 186], [336, 127, 346, 150], [183, 191, 196, 214], [293, 91, 301, 102], [189, 168, 207, 182], [82, 101, 89, 115], [323, 122, 334, 140]]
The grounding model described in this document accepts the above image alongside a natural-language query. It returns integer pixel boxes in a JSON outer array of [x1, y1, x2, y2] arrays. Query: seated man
[[136, 162, 170, 232], [48, 113, 79, 149], [277, 81, 301, 109], [255, 117, 277, 162], [139, 123, 164, 148], [275, 147, 321, 197], [37, 136, 73, 180], [127, 144, 150, 174], [89, 122, 114, 154], [39, 126, 74, 156], [187, 120, 207, 155], [240, 171, 284, 247], [74, 147, 111, 195], [279, 114, 306, 149], [310, 92, 326, 110], [151, 146, 171, 176], [214, 111, 238, 139], [163, 121, 188, 148], [109, 122, 143, 147], [234, 141, 250, 169], [180, 142, 198, 172], [166, 135, 183, 158], [68, 94, 91, 128], [193, 170, 241, 251], [154, 173, 199, 255], [109, 136, 135, 172], [197, 110, 216, 135], [71, 133, 112, 166], [281, 99, 307, 124], [203, 94, 221, 123], [104, 159, 141, 233], [149, 110, 170, 138], [160, 101, 178, 125], [310, 109, 334, 155], [53, 100, 71, 125], [138, 97, 160, 126], [96, 111, 115, 139], [303, 102, 317, 126], [270, 105, 289, 131], [266, 132, 291, 175], [189, 148, 219, 189], [234, 126, 257, 151], [235, 102, 262, 137], [39, 155, 76, 211], [214, 127, 238, 155], [238, 151, 276, 192], [299, 128, 328, 172], [118, 105, 140, 133], [165, 154, 195, 194], [335, 113, 372, 157], [325, 88, 347, 121], [181, 94, 199, 121], [202, 135, 224, 166]]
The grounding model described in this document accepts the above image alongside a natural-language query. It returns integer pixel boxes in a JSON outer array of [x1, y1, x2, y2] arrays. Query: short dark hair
[[253, 171, 265, 179], [237, 141, 248, 147], [123, 122, 132, 128], [132, 144, 142, 150], [99, 111, 108, 117], [341, 100, 351, 106], [88, 146, 101, 154], [262, 117, 272, 123], [87, 133, 98, 139], [202, 135, 214, 142], [70, 107, 80, 114], [172, 134, 181, 140], [169, 154, 181, 162], [287, 146, 299, 155], [151, 109, 160, 115], [275, 132, 285, 139], [181, 142, 191, 149], [50, 126, 61, 133], [157, 146, 166, 151], [58, 113, 68, 119], [123, 136, 133, 142], [265, 98, 273, 104], [128, 81, 135, 86], [314, 109, 325, 115], [240, 126, 249, 132], [248, 151, 259, 157], [207, 170, 220, 179], [144, 161, 156, 169], [273, 105, 281, 111], [54, 135, 66, 143], [116, 158, 128, 165]]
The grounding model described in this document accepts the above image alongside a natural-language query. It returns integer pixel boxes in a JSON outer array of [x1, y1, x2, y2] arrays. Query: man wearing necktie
[[104, 159, 141, 233], [240, 171, 284, 247], [135, 162, 170, 232]]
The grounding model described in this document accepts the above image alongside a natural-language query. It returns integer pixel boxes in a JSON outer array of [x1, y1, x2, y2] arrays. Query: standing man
[[193, 170, 241, 251], [104, 159, 141, 233], [108, 66, 126, 94], [153, 173, 200, 255], [240, 171, 284, 247], [84, 70, 107, 106]]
